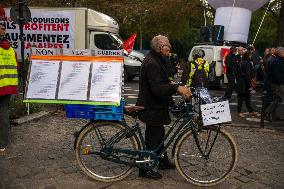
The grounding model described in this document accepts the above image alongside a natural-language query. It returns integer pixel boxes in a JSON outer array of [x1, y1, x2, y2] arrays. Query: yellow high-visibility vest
[[0, 47, 18, 88]]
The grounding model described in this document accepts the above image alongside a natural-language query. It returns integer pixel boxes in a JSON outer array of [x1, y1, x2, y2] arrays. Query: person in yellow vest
[[186, 48, 209, 88], [0, 23, 19, 153]]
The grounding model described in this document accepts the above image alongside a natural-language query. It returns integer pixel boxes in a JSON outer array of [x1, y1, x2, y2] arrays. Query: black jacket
[[225, 53, 238, 77], [136, 50, 178, 126], [267, 56, 284, 85], [236, 60, 252, 94]]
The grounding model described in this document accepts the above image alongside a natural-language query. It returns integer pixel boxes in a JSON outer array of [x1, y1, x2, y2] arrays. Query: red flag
[[123, 33, 137, 54], [0, 5, 5, 21]]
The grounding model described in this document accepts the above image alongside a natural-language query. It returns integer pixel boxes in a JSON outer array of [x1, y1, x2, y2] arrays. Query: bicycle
[[73, 89, 238, 186]]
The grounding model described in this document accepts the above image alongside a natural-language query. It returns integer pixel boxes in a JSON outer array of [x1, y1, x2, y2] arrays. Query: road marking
[[246, 117, 269, 123]]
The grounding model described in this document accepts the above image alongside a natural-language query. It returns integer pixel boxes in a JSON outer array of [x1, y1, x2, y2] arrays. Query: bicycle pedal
[[82, 145, 91, 155]]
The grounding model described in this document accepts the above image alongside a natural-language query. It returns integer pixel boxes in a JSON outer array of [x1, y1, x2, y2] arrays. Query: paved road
[[125, 78, 284, 129], [1, 112, 284, 189], [0, 77, 284, 189]]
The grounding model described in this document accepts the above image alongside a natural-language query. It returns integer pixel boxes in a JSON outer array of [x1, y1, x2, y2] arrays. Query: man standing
[[186, 48, 209, 88], [136, 35, 191, 179], [223, 46, 238, 100], [0, 23, 19, 152], [265, 47, 284, 121]]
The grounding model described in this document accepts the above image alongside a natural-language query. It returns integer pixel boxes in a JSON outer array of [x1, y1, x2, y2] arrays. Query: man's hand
[[177, 86, 192, 98]]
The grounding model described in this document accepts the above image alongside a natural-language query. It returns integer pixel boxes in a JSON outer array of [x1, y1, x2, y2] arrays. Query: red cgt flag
[[0, 5, 5, 21], [123, 33, 137, 54]]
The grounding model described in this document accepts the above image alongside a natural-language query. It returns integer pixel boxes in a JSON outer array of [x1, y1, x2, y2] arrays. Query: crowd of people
[[135, 39, 283, 179], [173, 44, 283, 121], [221, 45, 284, 120]]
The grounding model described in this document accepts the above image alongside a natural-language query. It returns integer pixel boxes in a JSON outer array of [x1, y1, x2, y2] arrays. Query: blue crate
[[65, 101, 125, 120]]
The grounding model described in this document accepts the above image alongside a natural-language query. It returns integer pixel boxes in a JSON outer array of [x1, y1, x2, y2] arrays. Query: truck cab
[[89, 31, 144, 81], [188, 44, 231, 87]]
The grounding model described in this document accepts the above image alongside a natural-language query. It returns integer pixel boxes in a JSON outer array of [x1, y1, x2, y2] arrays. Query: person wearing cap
[[0, 23, 19, 153], [185, 48, 209, 88], [136, 35, 191, 179], [265, 47, 284, 121], [222, 46, 238, 101]]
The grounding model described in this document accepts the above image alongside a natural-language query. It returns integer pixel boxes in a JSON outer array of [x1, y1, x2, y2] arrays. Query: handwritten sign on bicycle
[[201, 101, 232, 126]]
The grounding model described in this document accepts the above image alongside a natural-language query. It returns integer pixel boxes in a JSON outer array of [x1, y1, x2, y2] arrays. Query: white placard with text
[[26, 60, 60, 99], [57, 61, 91, 100], [89, 62, 123, 103], [201, 101, 232, 126]]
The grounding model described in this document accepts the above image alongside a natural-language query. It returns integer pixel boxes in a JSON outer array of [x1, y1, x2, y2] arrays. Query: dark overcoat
[[236, 60, 252, 94], [136, 50, 178, 126]]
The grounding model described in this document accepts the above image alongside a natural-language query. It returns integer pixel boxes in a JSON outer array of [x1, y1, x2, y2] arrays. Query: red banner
[[0, 5, 5, 21], [123, 33, 137, 54]]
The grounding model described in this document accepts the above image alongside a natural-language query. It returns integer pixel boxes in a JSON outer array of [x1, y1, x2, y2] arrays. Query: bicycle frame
[[75, 96, 222, 168]]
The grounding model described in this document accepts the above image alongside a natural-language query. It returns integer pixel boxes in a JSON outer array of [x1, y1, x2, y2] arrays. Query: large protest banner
[[3, 8, 75, 59]]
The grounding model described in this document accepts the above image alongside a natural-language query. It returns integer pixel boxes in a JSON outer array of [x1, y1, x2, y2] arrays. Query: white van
[[188, 44, 231, 87]]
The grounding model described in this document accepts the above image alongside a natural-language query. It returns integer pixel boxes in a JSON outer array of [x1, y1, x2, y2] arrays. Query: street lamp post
[[139, 9, 148, 50], [139, 16, 142, 50]]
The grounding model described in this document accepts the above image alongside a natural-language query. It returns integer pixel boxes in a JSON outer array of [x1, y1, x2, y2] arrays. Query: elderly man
[[136, 35, 191, 179]]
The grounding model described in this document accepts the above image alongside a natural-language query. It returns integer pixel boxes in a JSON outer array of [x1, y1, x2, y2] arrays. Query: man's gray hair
[[151, 35, 171, 52]]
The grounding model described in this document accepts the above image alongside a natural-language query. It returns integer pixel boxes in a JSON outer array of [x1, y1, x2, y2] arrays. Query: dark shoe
[[139, 169, 162, 180], [158, 158, 175, 170]]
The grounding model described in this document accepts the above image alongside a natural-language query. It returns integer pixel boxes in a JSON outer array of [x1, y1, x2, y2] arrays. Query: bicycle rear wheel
[[174, 125, 238, 186], [75, 121, 139, 182]]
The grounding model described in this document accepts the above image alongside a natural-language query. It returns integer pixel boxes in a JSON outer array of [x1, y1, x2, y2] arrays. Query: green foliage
[[248, 2, 279, 54]]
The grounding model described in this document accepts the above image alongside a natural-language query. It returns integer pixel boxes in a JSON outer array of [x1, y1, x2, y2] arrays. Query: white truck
[[4, 7, 144, 81]]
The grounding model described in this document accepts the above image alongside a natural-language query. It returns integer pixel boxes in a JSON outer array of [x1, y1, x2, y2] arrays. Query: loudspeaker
[[212, 25, 224, 42], [199, 26, 211, 42]]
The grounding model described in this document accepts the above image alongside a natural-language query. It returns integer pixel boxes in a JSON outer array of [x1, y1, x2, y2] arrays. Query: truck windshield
[[94, 34, 119, 50]]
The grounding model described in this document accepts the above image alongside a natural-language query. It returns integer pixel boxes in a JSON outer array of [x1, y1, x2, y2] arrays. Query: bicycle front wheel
[[174, 125, 238, 186], [75, 121, 139, 182]]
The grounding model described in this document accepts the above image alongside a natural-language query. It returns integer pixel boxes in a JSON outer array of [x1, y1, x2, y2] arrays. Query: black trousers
[[145, 124, 165, 156], [237, 93, 253, 113], [0, 95, 11, 148], [224, 75, 236, 100]]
